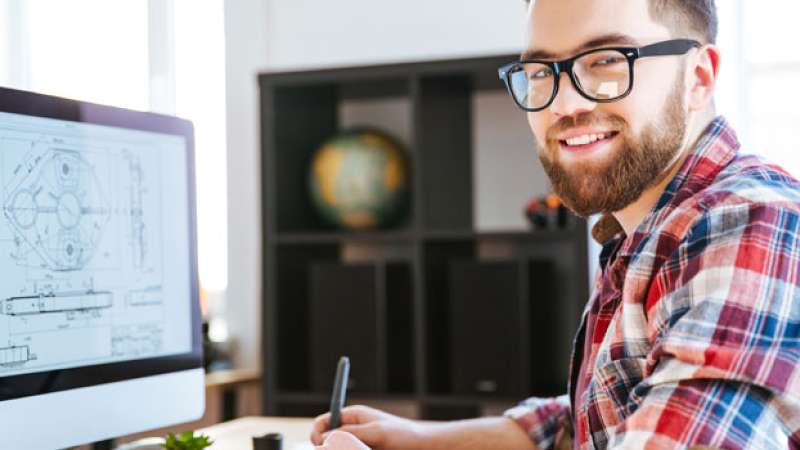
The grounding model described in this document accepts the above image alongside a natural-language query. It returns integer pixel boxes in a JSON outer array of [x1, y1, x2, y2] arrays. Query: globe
[[309, 128, 409, 230]]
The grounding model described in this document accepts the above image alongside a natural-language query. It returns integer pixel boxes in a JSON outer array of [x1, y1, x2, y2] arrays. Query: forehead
[[526, 0, 673, 57]]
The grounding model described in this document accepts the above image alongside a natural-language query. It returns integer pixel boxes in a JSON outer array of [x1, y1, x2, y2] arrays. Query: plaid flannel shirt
[[505, 117, 800, 449]]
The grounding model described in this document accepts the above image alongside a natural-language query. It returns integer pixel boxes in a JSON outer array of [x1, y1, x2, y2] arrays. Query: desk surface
[[204, 369, 261, 389], [198, 417, 315, 450]]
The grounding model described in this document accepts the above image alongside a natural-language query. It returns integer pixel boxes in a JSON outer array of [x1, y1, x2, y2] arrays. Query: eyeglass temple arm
[[498, 63, 515, 80], [638, 39, 701, 58]]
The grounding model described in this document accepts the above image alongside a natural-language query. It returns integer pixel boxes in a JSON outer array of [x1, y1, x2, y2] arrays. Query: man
[[311, 0, 800, 448]]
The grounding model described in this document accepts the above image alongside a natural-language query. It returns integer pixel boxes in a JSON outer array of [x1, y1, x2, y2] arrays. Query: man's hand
[[311, 405, 536, 450], [310, 405, 423, 450], [315, 430, 371, 450]]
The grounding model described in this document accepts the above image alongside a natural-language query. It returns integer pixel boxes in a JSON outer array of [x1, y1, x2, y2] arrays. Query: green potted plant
[[161, 431, 213, 450]]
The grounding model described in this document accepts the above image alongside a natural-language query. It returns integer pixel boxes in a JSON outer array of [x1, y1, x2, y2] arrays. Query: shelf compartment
[[416, 74, 473, 231], [301, 260, 416, 395], [310, 262, 382, 392], [274, 251, 416, 394], [275, 243, 341, 391], [422, 240, 475, 394], [385, 262, 415, 393], [526, 259, 566, 397], [449, 260, 524, 397], [263, 77, 413, 234]]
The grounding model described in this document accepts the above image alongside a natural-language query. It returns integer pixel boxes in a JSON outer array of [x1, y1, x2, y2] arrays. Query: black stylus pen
[[328, 356, 350, 431]]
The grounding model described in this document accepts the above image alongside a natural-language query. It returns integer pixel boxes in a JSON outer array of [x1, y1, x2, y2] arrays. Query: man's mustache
[[545, 112, 627, 142]]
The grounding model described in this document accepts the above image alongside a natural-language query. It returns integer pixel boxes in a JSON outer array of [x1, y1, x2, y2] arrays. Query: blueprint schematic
[[0, 113, 189, 376]]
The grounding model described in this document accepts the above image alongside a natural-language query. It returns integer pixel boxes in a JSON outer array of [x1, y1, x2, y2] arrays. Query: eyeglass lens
[[510, 49, 631, 110]]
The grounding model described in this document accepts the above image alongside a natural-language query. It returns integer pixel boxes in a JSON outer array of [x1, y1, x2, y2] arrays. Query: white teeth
[[565, 132, 613, 146]]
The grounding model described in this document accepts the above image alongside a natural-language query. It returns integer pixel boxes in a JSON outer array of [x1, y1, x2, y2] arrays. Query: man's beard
[[538, 77, 687, 218]]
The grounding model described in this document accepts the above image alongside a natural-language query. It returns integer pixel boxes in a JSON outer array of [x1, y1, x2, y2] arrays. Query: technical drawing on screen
[[0, 112, 193, 377]]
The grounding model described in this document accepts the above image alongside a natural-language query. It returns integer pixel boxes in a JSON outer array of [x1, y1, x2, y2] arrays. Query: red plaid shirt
[[506, 117, 800, 449]]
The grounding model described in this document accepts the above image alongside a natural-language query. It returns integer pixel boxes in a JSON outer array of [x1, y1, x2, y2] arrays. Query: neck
[[612, 112, 715, 236]]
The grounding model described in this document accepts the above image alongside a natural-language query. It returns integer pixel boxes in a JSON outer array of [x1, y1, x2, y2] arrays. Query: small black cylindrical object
[[328, 356, 350, 430], [253, 432, 283, 450]]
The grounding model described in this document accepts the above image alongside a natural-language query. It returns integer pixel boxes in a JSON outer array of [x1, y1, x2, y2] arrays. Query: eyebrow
[[521, 33, 641, 61]]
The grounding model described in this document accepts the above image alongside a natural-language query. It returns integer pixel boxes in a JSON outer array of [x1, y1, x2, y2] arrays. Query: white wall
[[259, 0, 528, 71], [224, 0, 269, 370], [223, 0, 540, 369]]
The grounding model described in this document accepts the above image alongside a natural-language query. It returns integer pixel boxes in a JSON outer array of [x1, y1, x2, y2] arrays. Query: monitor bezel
[[0, 86, 203, 401]]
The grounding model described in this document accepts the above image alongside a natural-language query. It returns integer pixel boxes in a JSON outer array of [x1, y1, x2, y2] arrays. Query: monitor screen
[[0, 86, 203, 449], [0, 110, 193, 376]]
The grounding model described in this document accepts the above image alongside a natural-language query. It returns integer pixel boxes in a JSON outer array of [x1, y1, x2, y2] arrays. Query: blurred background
[[1, 0, 798, 422]]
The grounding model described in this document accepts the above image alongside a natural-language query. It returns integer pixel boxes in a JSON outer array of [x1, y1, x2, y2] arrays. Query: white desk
[[198, 417, 316, 450]]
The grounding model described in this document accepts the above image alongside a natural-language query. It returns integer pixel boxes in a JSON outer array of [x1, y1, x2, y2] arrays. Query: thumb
[[321, 430, 371, 449]]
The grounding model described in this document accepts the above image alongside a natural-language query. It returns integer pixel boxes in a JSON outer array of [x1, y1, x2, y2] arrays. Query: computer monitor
[[0, 86, 204, 449]]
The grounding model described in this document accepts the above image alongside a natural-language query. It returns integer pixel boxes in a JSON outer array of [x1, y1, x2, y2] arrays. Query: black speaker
[[310, 263, 382, 393], [449, 260, 523, 397]]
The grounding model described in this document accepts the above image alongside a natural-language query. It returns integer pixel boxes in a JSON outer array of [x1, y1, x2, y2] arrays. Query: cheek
[[602, 102, 640, 134], [527, 112, 550, 148], [623, 62, 681, 127], [611, 101, 655, 138]]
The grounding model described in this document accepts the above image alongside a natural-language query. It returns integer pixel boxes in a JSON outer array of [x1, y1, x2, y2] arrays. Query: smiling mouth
[[559, 131, 619, 148]]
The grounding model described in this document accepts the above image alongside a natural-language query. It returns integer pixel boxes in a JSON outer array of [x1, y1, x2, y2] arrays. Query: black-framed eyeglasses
[[498, 39, 701, 112]]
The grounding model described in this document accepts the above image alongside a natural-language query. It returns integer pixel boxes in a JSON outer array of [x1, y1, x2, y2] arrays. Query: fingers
[[310, 405, 382, 445], [343, 404, 381, 423], [314, 422, 383, 447], [311, 412, 332, 444], [336, 422, 383, 446], [315, 431, 371, 450]]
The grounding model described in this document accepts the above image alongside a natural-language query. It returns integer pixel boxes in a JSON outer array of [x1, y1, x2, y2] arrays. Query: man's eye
[[592, 57, 625, 67], [528, 69, 552, 79]]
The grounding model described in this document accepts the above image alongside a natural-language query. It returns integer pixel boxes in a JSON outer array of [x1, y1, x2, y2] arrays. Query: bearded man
[[311, 1, 800, 448]]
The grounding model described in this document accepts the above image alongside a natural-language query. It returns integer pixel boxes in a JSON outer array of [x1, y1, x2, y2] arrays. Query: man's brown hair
[[525, 0, 718, 44], [649, 0, 718, 44]]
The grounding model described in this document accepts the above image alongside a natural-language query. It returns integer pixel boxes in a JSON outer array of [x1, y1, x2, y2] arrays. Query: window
[[1, 0, 229, 311], [717, 0, 800, 176], [174, 0, 228, 295], [10, 0, 150, 110]]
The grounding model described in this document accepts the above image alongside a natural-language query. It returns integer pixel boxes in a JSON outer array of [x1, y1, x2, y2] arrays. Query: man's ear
[[687, 44, 721, 112]]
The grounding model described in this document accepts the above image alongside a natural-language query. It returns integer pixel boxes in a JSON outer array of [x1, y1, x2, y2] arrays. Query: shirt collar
[[591, 116, 740, 256]]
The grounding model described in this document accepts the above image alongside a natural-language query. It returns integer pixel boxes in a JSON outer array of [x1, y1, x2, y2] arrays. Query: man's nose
[[548, 72, 596, 118]]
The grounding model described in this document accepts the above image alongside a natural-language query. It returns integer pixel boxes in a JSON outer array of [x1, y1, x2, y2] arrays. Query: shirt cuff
[[504, 395, 572, 450]]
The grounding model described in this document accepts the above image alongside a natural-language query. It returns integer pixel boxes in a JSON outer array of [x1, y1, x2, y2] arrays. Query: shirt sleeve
[[605, 203, 800, 449], [504, 395, 573, 450]]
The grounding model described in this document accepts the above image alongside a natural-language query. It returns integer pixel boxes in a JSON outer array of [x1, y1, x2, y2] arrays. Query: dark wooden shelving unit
[[259, 54, 590, 420], [274, 231, 415, 245]]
